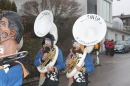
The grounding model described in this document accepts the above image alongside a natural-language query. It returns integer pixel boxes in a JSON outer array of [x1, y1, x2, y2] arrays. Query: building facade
[[106, 27, 130, 41], [75, 0, 130, 52], [113, 14, 130, 30]]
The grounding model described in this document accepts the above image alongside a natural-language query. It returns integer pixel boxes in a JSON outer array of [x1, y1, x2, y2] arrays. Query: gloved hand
[[44, 47, 50, 53]]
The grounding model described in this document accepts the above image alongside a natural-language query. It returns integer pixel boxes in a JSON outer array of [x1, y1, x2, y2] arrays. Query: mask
[[45, 38, 51, 47], [0, 17, 13, 43]]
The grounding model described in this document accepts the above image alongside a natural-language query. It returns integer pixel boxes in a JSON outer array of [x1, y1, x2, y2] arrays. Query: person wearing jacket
[[109, 39, 115, 57], [104, 39, 110, 55], [34, 33, 65, 86], [65, 40, 94, 86]]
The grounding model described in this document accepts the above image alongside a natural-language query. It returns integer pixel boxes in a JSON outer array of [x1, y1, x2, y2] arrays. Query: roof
[[113, 14, 130, 19], [108, 27, 130, 35]]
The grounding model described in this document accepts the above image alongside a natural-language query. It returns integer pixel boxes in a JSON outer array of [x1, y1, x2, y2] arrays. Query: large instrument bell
[[34, 10, 53, 37]]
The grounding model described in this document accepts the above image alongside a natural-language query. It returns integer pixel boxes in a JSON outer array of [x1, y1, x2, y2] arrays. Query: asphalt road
[[59, 52, 130, 86]]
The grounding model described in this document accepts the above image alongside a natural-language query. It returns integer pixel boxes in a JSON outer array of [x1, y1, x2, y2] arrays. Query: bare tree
[[19, 1, 40, 16], [19, 0, 83, 17]]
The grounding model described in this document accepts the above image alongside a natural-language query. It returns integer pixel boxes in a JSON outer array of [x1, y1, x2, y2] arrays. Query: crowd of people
[[104, 39, 115, 57], [92, 39, 115, 57]]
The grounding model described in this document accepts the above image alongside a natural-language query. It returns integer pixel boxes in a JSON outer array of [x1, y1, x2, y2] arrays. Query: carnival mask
[[73, 42, 81, 51], [45, 38, 51, 47], [0, 17, 15, 43]]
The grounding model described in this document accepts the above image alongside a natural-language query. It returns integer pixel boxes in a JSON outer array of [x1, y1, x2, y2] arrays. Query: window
[[87, 0, 97, 14], [73, 0, 77, 1], [122, 35, 125, 41], [115, 34, 117, 40], [123, 20, 126, 23], [103, 0, 110, 22]]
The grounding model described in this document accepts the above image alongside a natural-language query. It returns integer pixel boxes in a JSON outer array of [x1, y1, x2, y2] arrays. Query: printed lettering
[[39, 12, 51, 20], [96, 17, 100, 21], [80, 18, 87, 22], [42, 12, 50, 16], [87, 15, 102, 24], [90, 15, 95, 20]]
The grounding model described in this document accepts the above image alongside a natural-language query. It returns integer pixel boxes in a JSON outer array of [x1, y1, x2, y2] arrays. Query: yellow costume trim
[[15, 61, 29, 78], [40, 73, 46, 77], [0, 66, 3, 69], [80, 44, 84, 52], [69, 77, 74, 81], [53, 67, 57, 72]]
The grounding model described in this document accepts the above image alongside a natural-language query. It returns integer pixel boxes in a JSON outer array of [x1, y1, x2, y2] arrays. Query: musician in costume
[[65, 40, 94, 86], [34, 33, 65, 86], [0, 11, 28, 86]]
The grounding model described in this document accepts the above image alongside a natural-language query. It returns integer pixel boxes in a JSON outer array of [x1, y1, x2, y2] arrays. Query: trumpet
[[0, 51, 28, 64]]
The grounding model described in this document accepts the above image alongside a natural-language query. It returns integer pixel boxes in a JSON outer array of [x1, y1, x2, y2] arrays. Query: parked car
[[114, 41, 129, 53], [125, 40, 130, 51]]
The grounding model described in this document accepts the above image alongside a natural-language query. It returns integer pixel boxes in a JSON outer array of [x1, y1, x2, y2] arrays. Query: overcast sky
[[112, 0, 130, 16], [12, 0, 129, 16]]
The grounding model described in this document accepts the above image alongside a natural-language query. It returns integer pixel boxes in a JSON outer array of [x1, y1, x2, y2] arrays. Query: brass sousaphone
[[66, 14, 107, 78], [34, 10, 58, 73]]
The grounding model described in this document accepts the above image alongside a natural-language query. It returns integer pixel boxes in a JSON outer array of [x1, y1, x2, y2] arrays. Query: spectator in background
[[97, 42, 101, 52], [93, 43, 99, 54], [109, 39, 115, 57], [104, 39, 109, 55], [104, 39, 107, 52]]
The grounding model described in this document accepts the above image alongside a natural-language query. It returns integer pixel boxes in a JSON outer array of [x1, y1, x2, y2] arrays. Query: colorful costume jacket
[[0, 63, 23, 86], [34, 48, 65, 81]]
